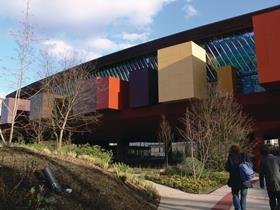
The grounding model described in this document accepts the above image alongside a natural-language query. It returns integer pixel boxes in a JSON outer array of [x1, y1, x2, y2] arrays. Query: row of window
[[90, 54, 157, 81]]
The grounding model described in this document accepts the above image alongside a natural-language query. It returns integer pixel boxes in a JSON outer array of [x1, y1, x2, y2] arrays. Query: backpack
[[239, 161, 255, 181]]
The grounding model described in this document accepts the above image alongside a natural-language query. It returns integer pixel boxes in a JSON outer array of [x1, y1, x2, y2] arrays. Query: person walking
[[260, 145, 280, 210], [225, 144, 252, 210]]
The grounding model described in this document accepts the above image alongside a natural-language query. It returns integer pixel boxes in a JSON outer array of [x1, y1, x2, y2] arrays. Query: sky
[[0, 0, 279, 97]]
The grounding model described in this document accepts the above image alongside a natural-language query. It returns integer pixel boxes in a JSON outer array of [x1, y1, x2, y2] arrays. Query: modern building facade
[[1, 5, 280, 167]]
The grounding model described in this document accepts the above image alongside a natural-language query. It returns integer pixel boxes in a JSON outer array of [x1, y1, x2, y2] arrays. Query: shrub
[[171, 150, 185, 164], [147, 175, 217, 194], [143, 182, 158, 200], [113, 163, 133, 176], [202, 171, 229, 185], [17, 143, 113, 169], [75, 144, 113, 168], [163, 157, 203, 176], [56, 144, 78, 156]]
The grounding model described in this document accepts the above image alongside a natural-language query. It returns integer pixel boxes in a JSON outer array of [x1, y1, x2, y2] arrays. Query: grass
[[0, 145, 159, 210]]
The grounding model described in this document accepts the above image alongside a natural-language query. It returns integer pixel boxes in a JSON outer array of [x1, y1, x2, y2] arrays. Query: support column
[[254, 131, 264, 172], [116, 139, 128, 163]]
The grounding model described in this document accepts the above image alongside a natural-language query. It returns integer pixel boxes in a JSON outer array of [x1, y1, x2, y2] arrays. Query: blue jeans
[[231, 188, 248, 210]]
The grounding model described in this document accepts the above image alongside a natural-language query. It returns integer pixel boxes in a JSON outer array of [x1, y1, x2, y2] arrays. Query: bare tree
[[24, 119, 50, 143], [178, 108, 201, 178], [179, 85, 254, 177], [158, 115, 174, 167], [41, 59, 101, 148], [0, 0, 33, 145]]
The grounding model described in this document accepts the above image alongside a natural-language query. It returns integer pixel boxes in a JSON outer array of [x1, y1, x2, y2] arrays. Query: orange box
[[253, 9, 280, 88], [96, 77, 128, 110]]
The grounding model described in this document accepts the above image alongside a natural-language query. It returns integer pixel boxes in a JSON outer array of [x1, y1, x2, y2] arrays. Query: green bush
[[171, 150, 185, 164], [113, 163, 133, 176], [143, 182, 158, 200], [202, 171, 229, 185], [17, 143, 113, 169], [76, 144, 112, 162], [56, 144, 78, 156], [147, 175, 217, 194], [112, 163, 134, 181], [164, 157, 203, 176], [17, 143, 53, 154], [75, 144, 113, 168]]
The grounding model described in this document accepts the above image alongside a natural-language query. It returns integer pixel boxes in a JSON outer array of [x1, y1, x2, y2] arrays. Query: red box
[[253, 9, 280, 89], [96, 77, 128, 110]]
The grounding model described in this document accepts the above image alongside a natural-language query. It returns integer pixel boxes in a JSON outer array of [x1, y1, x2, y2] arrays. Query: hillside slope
[[0, 147, 158, 210]]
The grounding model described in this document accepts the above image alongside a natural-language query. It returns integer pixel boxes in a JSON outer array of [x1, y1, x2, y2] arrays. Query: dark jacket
[[260, 154, 280, 192], [225, 153, 253, 189]]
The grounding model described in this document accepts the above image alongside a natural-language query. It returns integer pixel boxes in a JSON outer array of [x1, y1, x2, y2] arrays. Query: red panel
[[96, 77, 128, 110], [253, 9, 280, 89]]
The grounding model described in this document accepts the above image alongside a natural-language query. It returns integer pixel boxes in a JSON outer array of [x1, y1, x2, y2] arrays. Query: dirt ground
[[0, 147, 158, 210]]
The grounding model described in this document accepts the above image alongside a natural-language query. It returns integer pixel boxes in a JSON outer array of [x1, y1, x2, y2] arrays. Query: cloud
[[0, 0, 175, 36], [87, 38, 126, 51], [42, 37, 134, 62], [183, 1, 198, 18], [43, 40, 74, 59], [122, 32, 149, 42], [0, 0, 177, 62]]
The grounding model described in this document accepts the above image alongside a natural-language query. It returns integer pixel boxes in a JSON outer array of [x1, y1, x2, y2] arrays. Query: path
[[150, 179, 270, 210]]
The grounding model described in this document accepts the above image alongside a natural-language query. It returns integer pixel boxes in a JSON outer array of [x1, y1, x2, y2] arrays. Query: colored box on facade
[[129, 69, 158, 108], [158, 41, 207, 103], [96, 77, 128, 110], [253, 9, 280, 89], [29, 93, 55, 120], [0, 97, 30, 124], [217, 65, 237, 96], [73, 79, 97, 114]]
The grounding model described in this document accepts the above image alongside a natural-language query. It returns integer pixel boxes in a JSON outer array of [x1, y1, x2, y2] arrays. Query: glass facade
[[90, 53, 157, 81], [90, 32, 264, 94], [201, 32, 264, 94]]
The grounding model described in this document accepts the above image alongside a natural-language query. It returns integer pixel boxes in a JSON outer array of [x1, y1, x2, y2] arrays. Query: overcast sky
[[0, 0, 279, 96]]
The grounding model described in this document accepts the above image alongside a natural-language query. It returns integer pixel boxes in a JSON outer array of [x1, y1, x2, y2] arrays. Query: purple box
[[129, 69, 158, 108]]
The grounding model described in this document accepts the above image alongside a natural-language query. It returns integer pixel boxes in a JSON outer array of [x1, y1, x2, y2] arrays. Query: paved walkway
[[229, 181, 269, 210], [150, 179, 269, 210]]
